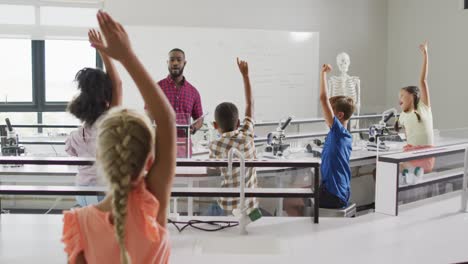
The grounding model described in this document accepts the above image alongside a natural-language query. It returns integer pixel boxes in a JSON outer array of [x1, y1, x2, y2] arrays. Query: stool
[[319, 203, 357, 218]]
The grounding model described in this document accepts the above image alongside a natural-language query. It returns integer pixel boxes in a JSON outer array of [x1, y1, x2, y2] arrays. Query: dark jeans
[[318, 185, 347, 209]]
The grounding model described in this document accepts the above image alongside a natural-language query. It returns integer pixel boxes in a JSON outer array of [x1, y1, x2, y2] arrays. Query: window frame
[[0, 39, 102, 113]]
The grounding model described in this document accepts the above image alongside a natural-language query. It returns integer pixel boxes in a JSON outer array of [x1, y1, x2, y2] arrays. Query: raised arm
[[237, 58, 254, 119], [320, 64, 334, 128], [419, 41, 431, 107], [93, 11, 176, 227], [88, 29, 122, 107]]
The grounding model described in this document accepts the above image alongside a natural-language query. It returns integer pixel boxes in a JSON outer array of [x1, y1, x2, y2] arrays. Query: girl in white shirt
[[394, 41, 434, 173]]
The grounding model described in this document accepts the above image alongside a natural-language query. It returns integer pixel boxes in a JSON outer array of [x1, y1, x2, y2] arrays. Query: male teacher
[[156, 48, 204, 157]]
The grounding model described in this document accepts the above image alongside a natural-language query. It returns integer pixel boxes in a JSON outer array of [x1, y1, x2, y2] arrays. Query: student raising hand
[[237, 57, 249, 76], [88, 29, 104, 50], [237, 57, 254, 119], [90, 11, 133, 61], [320, 64, 334, 128], [419, 40, 428, 55], [88, 28, 123, 107], [418, 40, 430, 107], [322, 63, 332, 74], [95, 10, 176, 227]]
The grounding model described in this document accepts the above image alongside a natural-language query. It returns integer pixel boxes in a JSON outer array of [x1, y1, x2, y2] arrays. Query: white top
[[64, 125, 99, 186], [1, 193, 467, 264], [399, 102, 434, 146]]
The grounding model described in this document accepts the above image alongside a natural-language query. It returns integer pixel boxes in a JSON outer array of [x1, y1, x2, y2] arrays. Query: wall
[[387, 0, 468, 129], [106, 0, 388, 116]]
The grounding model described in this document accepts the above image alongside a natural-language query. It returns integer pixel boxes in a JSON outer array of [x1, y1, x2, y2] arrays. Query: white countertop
[[0, 165, 208, 176], [0, 191, 467, 264], [378, 142, 468, 163], [2, 137, 467, 178], [0, 149, 372, 176]]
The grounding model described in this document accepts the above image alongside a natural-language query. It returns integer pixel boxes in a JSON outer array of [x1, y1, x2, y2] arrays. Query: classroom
[[0, 0, 467, 263]]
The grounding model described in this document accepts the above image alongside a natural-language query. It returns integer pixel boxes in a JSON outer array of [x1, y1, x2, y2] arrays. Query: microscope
[[305, 138, 323, 158], [264, 117, 293, 157], [366, 108, 398, 152], [1, 118, 25, 156]]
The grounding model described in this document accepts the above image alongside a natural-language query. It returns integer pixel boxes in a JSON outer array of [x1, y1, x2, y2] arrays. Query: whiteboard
[[118, 26, 319, 122]]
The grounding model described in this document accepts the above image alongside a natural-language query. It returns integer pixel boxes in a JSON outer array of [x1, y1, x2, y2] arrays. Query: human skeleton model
[[328, 52, 361, 132]]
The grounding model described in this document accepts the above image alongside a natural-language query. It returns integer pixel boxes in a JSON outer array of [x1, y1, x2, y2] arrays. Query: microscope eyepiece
[[280, 117, 293, 131]]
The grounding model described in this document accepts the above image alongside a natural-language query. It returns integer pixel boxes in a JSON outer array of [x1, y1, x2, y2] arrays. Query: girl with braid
[[62, 11, 176, 264], [394, 41, 435, 173]]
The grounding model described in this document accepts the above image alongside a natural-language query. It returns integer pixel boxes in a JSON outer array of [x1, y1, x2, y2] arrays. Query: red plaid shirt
[[158, 75, 203, 122], [150, 76, 203, 158]]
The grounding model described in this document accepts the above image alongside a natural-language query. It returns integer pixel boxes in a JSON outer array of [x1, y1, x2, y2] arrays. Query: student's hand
[[237, 57, 249, 77], [190, 125, 197, 135], [91, 11, 133, 61], [321, 64, 332, 74], [419, 41, 428, 55], [88, 29, 104, 52], [403, 144, 412, 151], [88, 29, 111, 63]]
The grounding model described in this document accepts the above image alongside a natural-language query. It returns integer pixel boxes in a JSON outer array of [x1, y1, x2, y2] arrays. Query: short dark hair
[[169, 48, 185, 57], [67, 67, 112, 127], [215, 102, 239, 132], [329, 96, 355, 121]]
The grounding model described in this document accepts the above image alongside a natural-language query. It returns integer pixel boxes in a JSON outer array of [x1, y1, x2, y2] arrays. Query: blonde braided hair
[[97, 108, 155, 264]]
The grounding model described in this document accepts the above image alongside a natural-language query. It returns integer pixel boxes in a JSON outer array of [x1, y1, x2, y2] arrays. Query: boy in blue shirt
[[319, 64, 355, 208]]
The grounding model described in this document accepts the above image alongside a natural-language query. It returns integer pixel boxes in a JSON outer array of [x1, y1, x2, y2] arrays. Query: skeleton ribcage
[[329, 78, 358, 102]]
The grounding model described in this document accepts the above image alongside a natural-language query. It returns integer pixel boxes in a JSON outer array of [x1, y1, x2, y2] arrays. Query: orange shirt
[[62, 181, 170, 264]]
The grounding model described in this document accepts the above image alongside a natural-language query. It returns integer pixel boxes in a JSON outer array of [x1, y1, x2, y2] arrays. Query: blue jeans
[[76, 183, 105, 207], [205, 202, 228, 216], [205, 203, 270, 217]]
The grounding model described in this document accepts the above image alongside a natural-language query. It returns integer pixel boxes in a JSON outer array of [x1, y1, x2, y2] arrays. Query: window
[[0, 39, 32, 104], [0, 112, 38, 136], [45, 40, 97, 102], [0, 38, 100, 131], [40, 6, 98, 27], [42, 112, 79, 126], [0, 4, 35, 25], [0, 0, 104, 127], [0, 1, 102, 38], [41, 112, 80, 135], [0, 39, 32, 103], [0, 39, 100, 109]]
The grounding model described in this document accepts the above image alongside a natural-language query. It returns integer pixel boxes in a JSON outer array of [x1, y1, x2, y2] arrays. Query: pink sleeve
[[62, 210, 84, 264]]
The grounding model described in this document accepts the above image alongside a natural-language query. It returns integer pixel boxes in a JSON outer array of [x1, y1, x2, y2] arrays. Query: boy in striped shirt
[[208, 58, 259, 216]]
